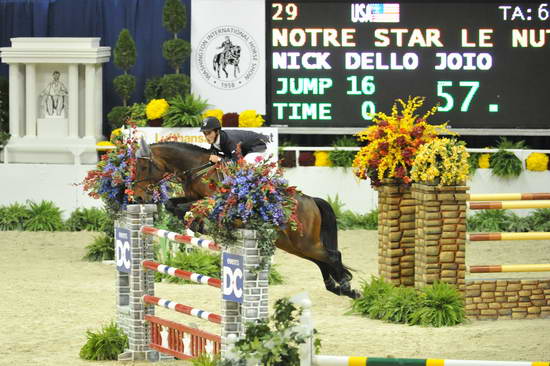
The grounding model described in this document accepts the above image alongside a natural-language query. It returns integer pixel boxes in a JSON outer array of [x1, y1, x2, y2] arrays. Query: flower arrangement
[[314, 151, 331, 166], [81, 126, 170, 212], [186, 154, 300, 268], [526, 152, 549, 171], [145, 98, 169, 120], [352, 96, 450, 186], [478, 153, 491, 168], [410, 138, 470, 186], [202, 109, 223, 122], [222, 112, 239, 127], [238, 110, 265, 127]]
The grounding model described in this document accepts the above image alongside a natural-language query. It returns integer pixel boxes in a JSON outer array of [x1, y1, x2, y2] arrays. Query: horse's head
[[133, 137, 166, 202], [232, 45, 241, 58]]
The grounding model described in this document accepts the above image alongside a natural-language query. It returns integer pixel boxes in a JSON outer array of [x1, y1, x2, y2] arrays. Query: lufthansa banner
[[134, 127, 278, 163], [191, 0, 266, 114]]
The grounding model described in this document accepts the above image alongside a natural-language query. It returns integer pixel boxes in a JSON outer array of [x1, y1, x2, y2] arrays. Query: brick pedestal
[[412, 183, 468, 290], [376, 180, 416, 286]]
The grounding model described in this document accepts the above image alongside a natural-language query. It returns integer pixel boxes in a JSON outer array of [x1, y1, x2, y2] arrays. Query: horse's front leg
[[165, 197, 196, 220]]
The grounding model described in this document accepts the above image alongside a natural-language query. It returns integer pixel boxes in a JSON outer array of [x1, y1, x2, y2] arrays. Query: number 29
[[272, 3, 298, 20]]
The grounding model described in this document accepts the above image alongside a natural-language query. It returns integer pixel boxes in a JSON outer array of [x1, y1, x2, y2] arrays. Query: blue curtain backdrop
[[0, 0, 192, 136]]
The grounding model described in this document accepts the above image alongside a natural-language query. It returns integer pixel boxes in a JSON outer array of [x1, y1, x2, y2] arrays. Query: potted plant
[[80, 126, 170, 213], [352, 96, 450, 187], [161, 93, 208, 127], [410, 138, 470, 186]]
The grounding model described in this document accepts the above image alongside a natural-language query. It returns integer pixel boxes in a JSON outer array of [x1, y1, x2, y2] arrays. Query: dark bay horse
[[133, 141, 360, 299]]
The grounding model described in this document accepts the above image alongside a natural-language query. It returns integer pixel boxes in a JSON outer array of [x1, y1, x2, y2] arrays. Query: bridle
[[135, 156, 215, 192]]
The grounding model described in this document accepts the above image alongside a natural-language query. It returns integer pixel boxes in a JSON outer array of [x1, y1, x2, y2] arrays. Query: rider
[[200, 116, 269, 164], [217, 36, 233, 53]]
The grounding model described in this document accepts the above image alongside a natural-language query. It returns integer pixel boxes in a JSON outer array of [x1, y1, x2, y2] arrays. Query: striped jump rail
[[468, 193, 550, 201], [469, 264, 550, 273], [142, 260, 221, 288], [141, 226, 221, 252], [468, 200, 550, 210], [313, 355, 550, 366], [467, 232, 550, 241], [143, 295, 222, 324]]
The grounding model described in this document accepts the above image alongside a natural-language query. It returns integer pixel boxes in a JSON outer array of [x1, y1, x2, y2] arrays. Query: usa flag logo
[[351, 3, 400, 23]]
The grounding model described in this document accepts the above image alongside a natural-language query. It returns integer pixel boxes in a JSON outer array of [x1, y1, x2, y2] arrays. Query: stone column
[[84, 64, 96, 138], [117, 204, 157, 362], [25, 63, 37, 137], [68, 64, 79, 138], [8, 63, 24, 138], [221, 229, 269, 358], [412, 183, 468, 290], [376, 180, 416, 286]]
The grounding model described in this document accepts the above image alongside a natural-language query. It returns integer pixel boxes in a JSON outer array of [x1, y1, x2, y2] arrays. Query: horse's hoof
[[345, 289, 362, 300]]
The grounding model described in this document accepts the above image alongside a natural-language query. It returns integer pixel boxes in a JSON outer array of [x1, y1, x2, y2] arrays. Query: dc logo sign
[[222, 253, 244, 303], [115, 227, 131, 273], [196, 25, 260, 90]]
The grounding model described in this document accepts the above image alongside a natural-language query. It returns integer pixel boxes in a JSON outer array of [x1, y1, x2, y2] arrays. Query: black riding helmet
[[200, 116, 222, 132]]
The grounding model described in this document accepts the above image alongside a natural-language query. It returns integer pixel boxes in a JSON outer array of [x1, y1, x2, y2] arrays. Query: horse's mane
[[151, 141, 210, 154]]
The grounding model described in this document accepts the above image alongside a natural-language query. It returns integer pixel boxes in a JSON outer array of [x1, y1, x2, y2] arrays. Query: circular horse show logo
[[196, 26, 260, 90]]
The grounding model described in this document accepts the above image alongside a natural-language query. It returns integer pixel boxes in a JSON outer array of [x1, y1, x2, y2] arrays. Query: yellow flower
[[478, 153, 491, 168], [110, 128, 122, 142], [352, 96, 450, 186], [145, 99, 169, 120], [96, 141, 115, 151], [202, 109, 224, 121], [314, 151, 331, 166], [410, 138, 469, 186], [526, 152, 549, 171], [238, 110, 265, 127]]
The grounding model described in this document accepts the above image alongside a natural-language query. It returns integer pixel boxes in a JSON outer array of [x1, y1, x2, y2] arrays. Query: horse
[[213, 45, 241, 78], [133, 140, 360, 299]]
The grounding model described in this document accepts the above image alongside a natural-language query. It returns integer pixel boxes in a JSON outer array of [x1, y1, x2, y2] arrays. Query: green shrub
[[23, 200, 64, 231], [408, 281, 466, 327], [526, 208, 550, 231], [467, 209, 510, 232], [163, 39, 191, 74], [494, 136, 528, 150], [0, 202, 31, 230], [66, 207, 110, 232], [128, 102, 148, 127], [83, 234, 115, 261], [159, 74, 190, 100], [113, 74, 136, 106], [327, 195, 378, 230], [349, 276, 393, 316], [490, 149, 523, 178], [368, 286, 421, 323], [328, 136, 358, 168], [144, 77, 163, 102], [163, 93, 208, 127], [467, 152, 480, 176], [107, 105, 130, 129], [191, 354, 221, 366], [268, 264, 284, 285], [232, 297, 316, 366], [79, 321, 128, 360], [155, 249, 221, 284]]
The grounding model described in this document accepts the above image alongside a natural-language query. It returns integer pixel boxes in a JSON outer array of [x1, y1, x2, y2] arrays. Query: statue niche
[[40, 70, 68, 118]]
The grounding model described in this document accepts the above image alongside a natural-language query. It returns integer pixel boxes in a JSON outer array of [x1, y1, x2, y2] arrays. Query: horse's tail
[[313, 196, 353, 280]]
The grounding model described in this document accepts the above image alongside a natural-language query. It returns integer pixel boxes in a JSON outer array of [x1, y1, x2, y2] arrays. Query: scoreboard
[[268, 1, 550, 129]]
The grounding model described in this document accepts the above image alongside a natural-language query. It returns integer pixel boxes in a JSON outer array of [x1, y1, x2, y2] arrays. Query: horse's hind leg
[[310, 259, 341, 296]]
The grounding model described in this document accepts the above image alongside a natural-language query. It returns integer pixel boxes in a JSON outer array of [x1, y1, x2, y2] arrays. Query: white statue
[[40, 70, 68, 117]]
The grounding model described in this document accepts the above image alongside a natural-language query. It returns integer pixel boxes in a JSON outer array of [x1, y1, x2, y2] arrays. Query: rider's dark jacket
[[210, 130, 268, 161]]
